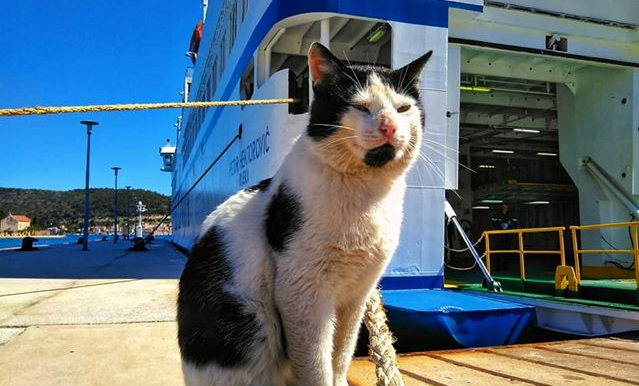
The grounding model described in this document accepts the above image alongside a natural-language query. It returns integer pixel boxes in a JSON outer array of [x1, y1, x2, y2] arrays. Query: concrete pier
[[0, 239, 186, 385]]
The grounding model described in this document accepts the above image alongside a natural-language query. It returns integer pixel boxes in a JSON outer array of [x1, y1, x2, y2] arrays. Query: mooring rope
[[0, 98, 299, 117], [364, 290, 405, 386]]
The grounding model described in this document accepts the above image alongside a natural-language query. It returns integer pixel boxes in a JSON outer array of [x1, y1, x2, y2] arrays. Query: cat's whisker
[[422, 143, 475, 174], [310, 123, 356, 131], [418, 140, 471, 171], [418, 154, 447, 186], [411, 148, 447, 185], [421, 131, 453, 137], [414, 150, 446, 181], [411, 149, 428, 186], [449, 189, 463, 201], [423, 132, 470, 141], [412, 150, 466, 200], [318, 136, 357, 148], [398, 67, 411, 96], [342, 52, 365, 92], [339, 70, 363, 92], [421, 138, 460, 154], [317, 135, 358, 151]]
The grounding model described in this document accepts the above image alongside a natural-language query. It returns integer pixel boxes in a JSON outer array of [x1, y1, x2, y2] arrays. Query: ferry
[[162, 0, 639, 363]]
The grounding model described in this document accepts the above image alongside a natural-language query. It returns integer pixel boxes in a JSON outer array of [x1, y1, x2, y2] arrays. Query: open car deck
[[348, 334, 639, 386]]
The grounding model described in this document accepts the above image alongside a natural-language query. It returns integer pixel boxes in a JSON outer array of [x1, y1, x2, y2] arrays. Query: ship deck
[[348, 334, 639, 386]]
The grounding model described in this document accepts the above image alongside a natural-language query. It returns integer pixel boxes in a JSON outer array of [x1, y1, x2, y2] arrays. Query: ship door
[[446, 45, 581, 277]]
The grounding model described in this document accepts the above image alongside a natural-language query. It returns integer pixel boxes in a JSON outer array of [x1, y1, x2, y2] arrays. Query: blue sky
[[0, 1, 202, 196]]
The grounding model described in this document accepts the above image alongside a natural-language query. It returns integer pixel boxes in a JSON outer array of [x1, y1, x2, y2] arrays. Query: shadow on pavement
[[0, 239, 186, 279]]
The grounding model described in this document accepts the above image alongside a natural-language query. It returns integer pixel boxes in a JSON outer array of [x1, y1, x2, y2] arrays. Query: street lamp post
[[125, 186, 131, 240], [111, 167, 122, 243], [80, 120, 98, 251]]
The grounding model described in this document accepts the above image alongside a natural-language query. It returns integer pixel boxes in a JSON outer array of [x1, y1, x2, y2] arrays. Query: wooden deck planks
[[580, 336, 639, 353], [484, 347, 639, 385], [401, 355, 533, 386], [348, 336, 639, 386], [436, 351, 632, 386], [538, 342, 639, 366], [348, 357, 532, 386]]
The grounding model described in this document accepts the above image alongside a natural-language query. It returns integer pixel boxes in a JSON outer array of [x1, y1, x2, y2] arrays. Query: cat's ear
[[394, 50, 433, 93], [308, 42, 345, 86]]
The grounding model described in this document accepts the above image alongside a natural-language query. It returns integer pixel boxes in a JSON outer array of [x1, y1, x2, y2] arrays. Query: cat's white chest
[[303, 186, 405, 302]]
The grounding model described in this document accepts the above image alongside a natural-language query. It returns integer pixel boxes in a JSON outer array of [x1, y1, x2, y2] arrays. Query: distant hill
[[0, 187, 171, 230]]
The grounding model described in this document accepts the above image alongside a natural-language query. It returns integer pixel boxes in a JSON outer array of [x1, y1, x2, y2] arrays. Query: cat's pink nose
[[379, 123, 397, 140]]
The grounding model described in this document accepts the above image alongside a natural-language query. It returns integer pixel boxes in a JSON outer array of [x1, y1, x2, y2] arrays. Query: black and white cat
[[177, 42, 432, 386]]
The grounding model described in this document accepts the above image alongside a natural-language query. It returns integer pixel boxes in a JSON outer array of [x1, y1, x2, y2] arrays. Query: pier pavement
[[0, 238, 186, 385]]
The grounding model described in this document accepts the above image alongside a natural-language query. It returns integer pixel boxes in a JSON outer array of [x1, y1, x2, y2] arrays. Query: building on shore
[[0, 214, 32, 232]]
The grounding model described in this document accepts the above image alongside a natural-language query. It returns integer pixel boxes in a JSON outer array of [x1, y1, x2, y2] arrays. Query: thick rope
[[0, 98, 299, 117], [364, 290, 405, 386]]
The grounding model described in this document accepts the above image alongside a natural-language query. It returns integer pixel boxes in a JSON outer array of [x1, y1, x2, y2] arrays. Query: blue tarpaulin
[[381, 289, 534, 350]]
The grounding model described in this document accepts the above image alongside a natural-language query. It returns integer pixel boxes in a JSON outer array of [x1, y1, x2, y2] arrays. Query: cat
[[177, 42, 432, 386]]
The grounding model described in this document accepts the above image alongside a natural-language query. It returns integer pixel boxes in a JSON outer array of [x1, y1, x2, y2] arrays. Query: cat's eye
[[397, 105, 412, 113], [352, 104, 370, 114]]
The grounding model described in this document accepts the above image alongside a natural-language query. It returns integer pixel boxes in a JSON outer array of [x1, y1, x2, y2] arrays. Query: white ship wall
[[383, 22, 453, 287], [557, 68, 639, 267]]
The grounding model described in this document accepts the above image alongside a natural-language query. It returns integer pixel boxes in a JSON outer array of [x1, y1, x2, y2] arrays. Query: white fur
[[182, 57, 424, 386]]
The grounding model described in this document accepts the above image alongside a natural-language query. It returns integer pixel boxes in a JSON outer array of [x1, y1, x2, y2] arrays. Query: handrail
[[569, 221, 639, 286], [570, 221, 638, 231], [484, 226, 567, 281], [445, 201, 502, 292], [484, 226, 566, 235]]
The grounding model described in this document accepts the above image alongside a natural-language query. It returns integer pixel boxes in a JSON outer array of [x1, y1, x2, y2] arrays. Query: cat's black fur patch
[[244, 178, 272, 193], [364, 144, 396, 167], [178, 226, 260, 368], [307, 68, 366, 140], [265, 184, 302, 252]]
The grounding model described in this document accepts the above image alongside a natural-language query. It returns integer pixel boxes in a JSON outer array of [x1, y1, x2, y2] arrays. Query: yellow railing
[[484, 226, 566, 281], [569, 221, 639, 286]]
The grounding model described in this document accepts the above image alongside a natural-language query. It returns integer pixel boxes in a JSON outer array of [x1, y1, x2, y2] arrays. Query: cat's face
[[306, 42, 432, 173]]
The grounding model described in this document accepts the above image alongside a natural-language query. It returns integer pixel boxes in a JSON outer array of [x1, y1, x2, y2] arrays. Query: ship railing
[[483, 226, 567, 282], [569, 221, 639, 288]]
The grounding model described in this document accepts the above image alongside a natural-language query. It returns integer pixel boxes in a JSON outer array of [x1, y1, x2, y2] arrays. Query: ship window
[[240, 0, 248, 22], [211, 60, 218, 98], [220, 34, 226, 74], [229, 1, 238, 50], [205, 77, 211, 102], [240, 58, 254, 100]]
